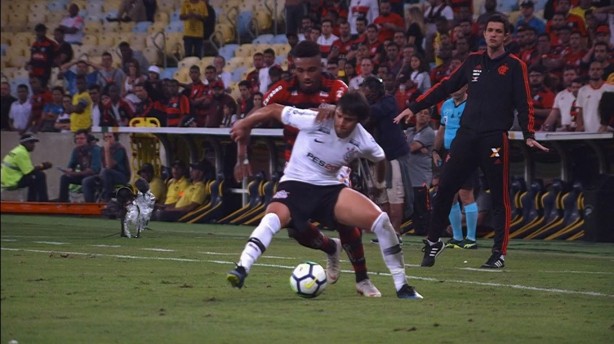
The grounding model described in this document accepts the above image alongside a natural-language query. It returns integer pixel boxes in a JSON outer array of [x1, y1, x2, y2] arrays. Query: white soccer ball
[[289, 261, 328, 298]]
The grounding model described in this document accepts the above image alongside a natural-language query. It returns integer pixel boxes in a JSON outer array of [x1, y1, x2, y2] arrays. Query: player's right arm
[[230, 104, 286, 144]]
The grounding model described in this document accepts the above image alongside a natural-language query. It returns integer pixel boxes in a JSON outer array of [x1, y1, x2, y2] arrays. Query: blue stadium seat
[[47, 0, 67, 13], [170, 9, 181, 22], [218, 44, 238, 61], [273, 34, 288, 44], [253, 34, 274, 44], [133, 21, 152, 33], [160, 67, 177, 80], [231, 66, 247, 82], [166, 20, 184, 33], [1, 44, 7, 56]]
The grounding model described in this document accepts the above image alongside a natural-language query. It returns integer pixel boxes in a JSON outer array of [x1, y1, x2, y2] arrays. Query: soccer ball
[[289, 261, 328, 298]]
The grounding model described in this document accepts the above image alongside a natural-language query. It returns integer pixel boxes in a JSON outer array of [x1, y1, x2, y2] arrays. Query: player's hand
[[526, 138, 549, 152], [229, 119, 252, 143], [432, 151, 442, 167], [233, 159, 253, 182], [315, 104, 336, 123], [393, 108, 414, 124]]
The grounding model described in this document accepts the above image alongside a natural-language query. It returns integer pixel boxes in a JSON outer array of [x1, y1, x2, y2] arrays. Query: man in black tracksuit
[[395, 15, 549, 269]]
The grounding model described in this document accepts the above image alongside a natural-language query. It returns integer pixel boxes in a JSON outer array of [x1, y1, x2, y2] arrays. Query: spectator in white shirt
[[259, 48, 278, 94], [59, 3, 85, 45], [9, 84, 32, 132]]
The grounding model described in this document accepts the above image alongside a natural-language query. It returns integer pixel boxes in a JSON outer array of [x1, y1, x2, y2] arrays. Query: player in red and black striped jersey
[[235, 40, 381, 296]]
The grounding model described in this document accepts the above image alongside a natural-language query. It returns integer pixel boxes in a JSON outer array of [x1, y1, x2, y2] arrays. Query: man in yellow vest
[[1, 133, 52, 201]]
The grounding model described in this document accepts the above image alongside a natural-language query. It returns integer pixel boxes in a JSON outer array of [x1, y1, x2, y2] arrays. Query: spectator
[[429, 42, 454, 85], [202, 0, 217, 55], [154, 159, 212, 221], [392, 31, 407, 51], [39, 86, 65, 132], [236, 80, 252, 118], [268, 65, 284, 89], [348, 0, 379, 35], [55, 94, 72, 132], [133, 83, 166, 126], [405, 108, 435, 236], [342, 60, 356, 85], [284, 0, 304, 36], [406, 6, 426, 56], [122, 59, 147, 105], [28, 24, 57, 88], [137, 162, 166, 204], [516, 1, 546, 34], [297, 16, 315, 42], [245, 53, 264, 94], [83, 133, 131, 203], [180, 0, 208, 58], [349, 57, 375, 90], [547, 0, 587, 37], [58, 59, 99, 96], [213, 55, 232, 90], [598, 91, 614, 132], [67, 75, 92, 132], [53, 27, 74, 67], [100, 83, 135, 127], [119, 42, 150, 75], [424, 0, 454, 60], [107, 0, 147, 23], [383, 42, 403, 77], [1, 81, 17, 130], [373, 0, 404, 43], [8, 84, 32, 133], [317, 19, 339, 60], [205, 81, 236, 127], [407, 54, 432, 94], [528, 64, 556, 129], [164, 79, 191, 127], [89, 84, 102, 127], [582, 41, 614, 81], [259, 48, 278, 94], [245, 92, 263, 115], [542, 67, 582, 131], [476, 0, 506, 26], [57, 130, 102, 202], [517, 25, 540, 67], [95, 52, 126, 90], [329, 20, 355, 62], [1, 133, 51, 202], [145, 65, 164, 101], [59, 3, 85, 45], [563, 30, 587, 70], [144, 0, 158, 22], [27, 76, 53, 133], [220, 102, 238, 128], [576, 61, 614, 132], [364, 24, 385, 64], [181, 65, 210, 125]]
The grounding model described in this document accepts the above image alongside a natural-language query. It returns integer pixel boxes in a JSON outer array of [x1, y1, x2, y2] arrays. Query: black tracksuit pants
[[429, 128, 511, 254]]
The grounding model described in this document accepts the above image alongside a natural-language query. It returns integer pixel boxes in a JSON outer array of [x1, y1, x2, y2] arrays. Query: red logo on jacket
[[498, 64, 509, 76]]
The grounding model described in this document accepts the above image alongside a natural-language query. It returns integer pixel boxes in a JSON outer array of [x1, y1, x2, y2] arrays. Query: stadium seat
[[272, 34, 289, 44], [166, 20, 184, 33], [82, 34, 99, 46], [178, 56, 201, 69], [544, 182, 585, 240], [235, 44, 255, 58], [218, 44, 239, 61], [216, 172, 265, 224], [47, 1, 67, 13], [243, 172, 279, 226], [186, 174, 228, 224], [155, 11, 170, 25], [160, 67, 177, 80], [523, 179, 567, 239], [133, 21, 152, 33], [508, 179, 545, 239], [253, 34, 274, 44]]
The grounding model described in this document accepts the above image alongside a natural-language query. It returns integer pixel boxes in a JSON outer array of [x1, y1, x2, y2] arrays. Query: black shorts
[[271, 180, 345, 232]]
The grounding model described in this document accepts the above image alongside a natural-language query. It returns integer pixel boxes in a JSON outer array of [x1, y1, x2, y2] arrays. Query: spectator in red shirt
[[53, 27, 73, 68], [236, 80, 252, 118], [245, 52, 264, 94], [29, 76, 53, 132], [164, 79, 191, 127], [134, 83, 167, 126], [329, 20, 357, 62], [100, 83, 135, 127], [529, 64, 556, 128], [28, 24, 58, 88], [518, 25, 540, 66], [182, 65, 211, 126], [563, 30, 588, 70], [373, 0, 405, 43], [206, 81, 237, 128], [365, 24, 385, 64]]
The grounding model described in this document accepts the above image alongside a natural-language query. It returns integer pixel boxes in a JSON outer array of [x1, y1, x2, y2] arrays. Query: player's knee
[[369, 212, 392, 234]]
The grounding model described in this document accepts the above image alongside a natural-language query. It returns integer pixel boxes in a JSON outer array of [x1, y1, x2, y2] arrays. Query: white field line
[[2, 247, 613, 298], [32, 241, 67, 245], [141, 248, 175, 252]]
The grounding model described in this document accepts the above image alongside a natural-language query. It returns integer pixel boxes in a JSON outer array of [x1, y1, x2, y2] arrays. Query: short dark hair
[[263, 48, 275, 56], [238, 80, 251, 88], [292, 40, 321, 58], [337, 92, 371, 122], [118, 41, 130, 48], [190, 65, 200, 72], [17, 84, 28, 92], [486, 14, 511, 34]]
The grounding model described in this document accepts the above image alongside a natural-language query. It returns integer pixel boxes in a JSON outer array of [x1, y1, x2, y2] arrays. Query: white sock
[[238, 213, 281, 273], [371, 212, 407, 291]]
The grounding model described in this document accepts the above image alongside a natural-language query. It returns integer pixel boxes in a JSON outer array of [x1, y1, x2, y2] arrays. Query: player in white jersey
[[226, 92, 423, 299]]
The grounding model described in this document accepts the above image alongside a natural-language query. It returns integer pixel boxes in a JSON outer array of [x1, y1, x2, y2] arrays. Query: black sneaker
[[421, 239, 445, 267], [462, 239, 478, 250], [396, 284, 423, 300], [445, 239, 464, 249], [226, 265, 247, 288], [481, 252, 505, 269]]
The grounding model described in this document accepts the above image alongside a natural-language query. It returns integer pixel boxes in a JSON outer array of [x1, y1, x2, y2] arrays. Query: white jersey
[[576, 83, 614, 132], [280, 106, 385, 186], [552, 88, 576, 126]]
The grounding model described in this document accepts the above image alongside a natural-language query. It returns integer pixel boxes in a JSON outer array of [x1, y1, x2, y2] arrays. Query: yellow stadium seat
[[235, 44, 255, 58], [84, 21, 103, 35], [142, 46, 161, 66], [11, 32, 34, 47], [174, 67, 190, 84], [82, 34, 99, 46], [98, 33, 118, 48], [201, 57, 215, 68], [178, 56, 201, 69], [118, 22, 135, 32]]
